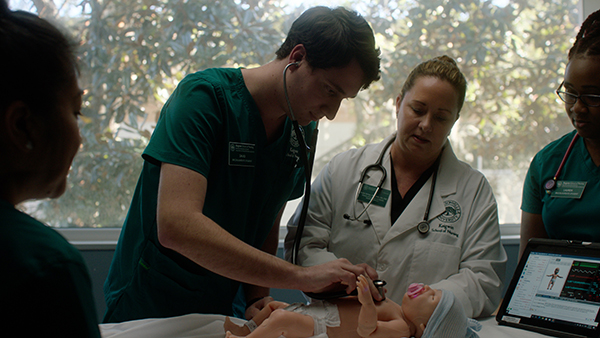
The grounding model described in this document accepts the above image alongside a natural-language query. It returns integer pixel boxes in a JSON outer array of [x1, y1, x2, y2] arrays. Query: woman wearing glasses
[[520, 10, 600, 257]]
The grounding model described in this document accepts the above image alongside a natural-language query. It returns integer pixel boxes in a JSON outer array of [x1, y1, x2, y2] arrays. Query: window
[[10, 0, 587, 242]]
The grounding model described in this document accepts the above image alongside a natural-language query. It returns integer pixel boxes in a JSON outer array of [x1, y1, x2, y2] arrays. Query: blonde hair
[[400, 55, 467, 115]]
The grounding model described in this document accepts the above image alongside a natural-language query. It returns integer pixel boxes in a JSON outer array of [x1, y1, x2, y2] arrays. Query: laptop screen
[[498, 239, 600, 338]]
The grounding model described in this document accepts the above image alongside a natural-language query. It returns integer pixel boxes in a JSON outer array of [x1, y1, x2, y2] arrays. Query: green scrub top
[[522, 130, 600, 241], [0, 199, 100, 337], [104, 68, 313, 323]]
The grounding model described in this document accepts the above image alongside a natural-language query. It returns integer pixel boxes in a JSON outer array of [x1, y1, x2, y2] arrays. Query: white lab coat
[[285, 134, 507, 318]]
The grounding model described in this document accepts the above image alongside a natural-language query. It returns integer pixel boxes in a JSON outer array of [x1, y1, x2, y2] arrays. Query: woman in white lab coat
[[285, 55, 507, 318]]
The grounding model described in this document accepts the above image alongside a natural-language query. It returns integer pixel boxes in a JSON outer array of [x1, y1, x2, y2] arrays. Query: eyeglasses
[[556, 82, 600, 107]]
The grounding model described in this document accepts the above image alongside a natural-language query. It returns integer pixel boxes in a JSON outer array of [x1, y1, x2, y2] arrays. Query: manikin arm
[[356, 275, 411, 338], [357, 276, 378, 337]]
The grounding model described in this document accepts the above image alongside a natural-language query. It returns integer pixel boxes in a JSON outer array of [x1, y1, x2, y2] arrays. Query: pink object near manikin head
[[407, 283, 424, 299]]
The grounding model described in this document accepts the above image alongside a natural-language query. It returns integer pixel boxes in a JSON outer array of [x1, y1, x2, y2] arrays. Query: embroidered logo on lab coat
[[438, 200, 461, 223]]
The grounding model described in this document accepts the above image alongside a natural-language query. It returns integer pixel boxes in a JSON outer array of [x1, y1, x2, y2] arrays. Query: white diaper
[[284, 300, 341, 336]]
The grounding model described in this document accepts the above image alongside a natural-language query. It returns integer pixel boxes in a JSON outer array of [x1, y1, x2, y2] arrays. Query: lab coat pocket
[[408, 241, 461, 284]]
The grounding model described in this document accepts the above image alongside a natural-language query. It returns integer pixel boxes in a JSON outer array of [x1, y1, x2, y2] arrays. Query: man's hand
[[299, 259, 382, 301], [244, 296, 274, 320], [356, 263, 379, 281]]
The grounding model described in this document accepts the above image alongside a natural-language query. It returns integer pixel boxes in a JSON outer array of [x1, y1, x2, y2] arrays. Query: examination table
[[99, 314, 554, 337]]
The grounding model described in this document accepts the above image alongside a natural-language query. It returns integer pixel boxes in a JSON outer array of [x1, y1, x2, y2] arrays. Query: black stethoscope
[[283, 63, 389, 301], [343, 134, 440, 235], [282, 62, 319, 265], [544, 133, 579, 194]]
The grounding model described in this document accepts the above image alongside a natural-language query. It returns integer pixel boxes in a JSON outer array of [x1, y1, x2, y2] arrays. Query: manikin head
[[402, 283, 480, 338]]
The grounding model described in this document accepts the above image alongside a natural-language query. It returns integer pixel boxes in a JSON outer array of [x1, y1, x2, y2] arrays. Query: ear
[[3, 101, 37, 152], [288, 44, 307, 65], [395, 94, 403, 115]]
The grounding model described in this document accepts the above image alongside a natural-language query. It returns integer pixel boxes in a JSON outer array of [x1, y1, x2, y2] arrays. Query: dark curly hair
[[276, 6, 381, 90], [568, 9, 600, 60]]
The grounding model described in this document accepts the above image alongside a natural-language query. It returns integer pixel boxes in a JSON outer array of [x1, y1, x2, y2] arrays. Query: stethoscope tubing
[[345, 137, 394, 222], [544, 133, 579, 192], [283, 62, 319, 265], [346, 135, 441, 235], [283, 63, 389, 301]]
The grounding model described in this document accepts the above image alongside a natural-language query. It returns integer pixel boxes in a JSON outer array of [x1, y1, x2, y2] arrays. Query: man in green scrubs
[[104, 6, 382, 323]]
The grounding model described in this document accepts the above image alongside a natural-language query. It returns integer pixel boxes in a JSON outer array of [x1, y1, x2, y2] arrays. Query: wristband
[[244, 319, 258, 332], [245, 296, 265, 310]]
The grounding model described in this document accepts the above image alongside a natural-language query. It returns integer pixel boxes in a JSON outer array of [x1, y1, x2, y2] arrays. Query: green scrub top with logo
[[103, 68, 313, 323], [522, 130, 600, 241], [0, 199, 101, 337]]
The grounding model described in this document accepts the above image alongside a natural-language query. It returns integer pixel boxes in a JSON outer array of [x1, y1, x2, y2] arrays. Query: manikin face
[[394, 76, 459, 162], [562, 56, 600, 143], [284, 58, 366, 126], [402, 284, 443, 329], [34, 76, 83, 199]]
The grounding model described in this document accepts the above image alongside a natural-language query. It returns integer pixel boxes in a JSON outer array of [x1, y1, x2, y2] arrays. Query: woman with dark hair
[[520, 10, 600, 257], [0, 1, 99, 336]]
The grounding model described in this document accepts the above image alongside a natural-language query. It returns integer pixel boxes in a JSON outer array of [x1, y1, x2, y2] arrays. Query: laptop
[[497, 238, 600, 337]]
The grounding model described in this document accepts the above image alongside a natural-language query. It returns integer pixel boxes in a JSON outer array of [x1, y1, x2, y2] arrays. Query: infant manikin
[[224, 276, 481, 338]]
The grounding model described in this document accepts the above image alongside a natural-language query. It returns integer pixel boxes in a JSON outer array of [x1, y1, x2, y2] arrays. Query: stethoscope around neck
[[283, 61, 320, 265], [544, 133, 580, 193], [343, 135, 440, 235], [283, 62, 389, 301]]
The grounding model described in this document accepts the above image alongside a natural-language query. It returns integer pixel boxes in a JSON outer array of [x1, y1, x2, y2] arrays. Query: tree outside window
[[13, 0, 579, 228]]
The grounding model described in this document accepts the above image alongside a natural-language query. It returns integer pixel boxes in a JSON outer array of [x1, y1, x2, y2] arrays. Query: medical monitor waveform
[[560, 261, 600, 302]]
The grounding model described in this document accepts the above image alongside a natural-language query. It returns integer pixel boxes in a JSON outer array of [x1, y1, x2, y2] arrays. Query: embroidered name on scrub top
[[551, 181, 587, 199], [228, 142, 256, 167], [357, 184, 391, 207]]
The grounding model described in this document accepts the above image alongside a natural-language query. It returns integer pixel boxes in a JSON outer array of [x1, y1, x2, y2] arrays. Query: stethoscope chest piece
[[373, 279, 387, 301], [544, 133, 579, 195], [544, 179, 557, 192], [417, 221, 430, 235]]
